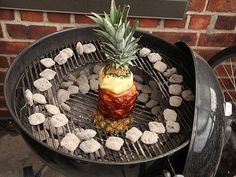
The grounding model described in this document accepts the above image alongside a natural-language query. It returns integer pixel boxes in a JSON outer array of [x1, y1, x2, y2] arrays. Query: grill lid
[[175, 42, 225, 177]]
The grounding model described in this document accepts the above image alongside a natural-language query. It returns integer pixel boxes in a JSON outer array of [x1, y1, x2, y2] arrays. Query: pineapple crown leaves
[[88, 0, 140, 68]]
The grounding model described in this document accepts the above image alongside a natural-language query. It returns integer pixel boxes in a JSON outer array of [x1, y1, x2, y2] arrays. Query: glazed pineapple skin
[[97, 84, 137, 120]]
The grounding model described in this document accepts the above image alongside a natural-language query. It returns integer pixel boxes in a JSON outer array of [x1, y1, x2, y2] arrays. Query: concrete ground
[[0, 132, 64, 177]]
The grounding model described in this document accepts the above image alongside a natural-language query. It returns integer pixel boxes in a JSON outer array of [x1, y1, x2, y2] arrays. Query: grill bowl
[[4, 25, 217, 177]]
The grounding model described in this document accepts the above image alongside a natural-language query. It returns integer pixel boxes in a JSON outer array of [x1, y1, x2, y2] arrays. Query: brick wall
[[0, 0, 236, 117]]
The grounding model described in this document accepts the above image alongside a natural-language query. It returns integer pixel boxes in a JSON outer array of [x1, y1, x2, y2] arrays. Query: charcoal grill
[[4, 26, 227, 177]]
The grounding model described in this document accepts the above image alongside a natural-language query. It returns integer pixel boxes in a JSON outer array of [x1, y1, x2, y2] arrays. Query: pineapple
[[89, 0, 140, 132]]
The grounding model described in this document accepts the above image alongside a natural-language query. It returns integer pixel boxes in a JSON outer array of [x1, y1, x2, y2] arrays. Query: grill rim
[[5, 25, 193, 165]]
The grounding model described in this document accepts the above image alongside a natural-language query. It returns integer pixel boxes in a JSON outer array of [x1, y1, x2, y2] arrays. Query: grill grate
[[14, 39, 194, 164]]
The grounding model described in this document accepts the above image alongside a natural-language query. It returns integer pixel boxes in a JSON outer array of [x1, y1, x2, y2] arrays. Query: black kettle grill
[[4, 26, 230, 177]]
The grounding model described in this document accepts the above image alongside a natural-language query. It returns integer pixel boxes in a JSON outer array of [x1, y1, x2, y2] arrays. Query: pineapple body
[[99, 66, 133, 94], [97, 65, 137, 120]]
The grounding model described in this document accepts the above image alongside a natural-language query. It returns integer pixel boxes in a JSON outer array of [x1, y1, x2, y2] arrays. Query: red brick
[[0, 9, 14, 20], [0, 56, 9, 68], [47, 12, 70, 23], [0, 108, 11, 117], [164, 18, 186, 28], [7, 24, 57, 39], [9, 57, 16, 64], [230, 56, 236, 62], [154, 32, 197, 46], [139, 18, 160, 28], [218, 78, 235, 90], [215, 64, 235, 77], [189, 15, 211, 29], [0, 25, 3, 38], [0, 96, 7, 107], [20, 11, 43, 22], [193, 48, 220, 61], [0, 70, 7, 83], [198, 33, 236, 47], [215, 16, 236, 30], [189, 0, 206, 11], [75, 14, 95, 24], [207, 0, 236, 12], [0, 41, 31, 54], [0, 85, 3, 95]]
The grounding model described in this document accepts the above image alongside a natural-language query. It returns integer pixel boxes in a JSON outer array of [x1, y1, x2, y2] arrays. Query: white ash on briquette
[[163, 67, 177, 78], [60, 48, 74, 58], [145, 100, 158, 109], [148, 80, 158, 90], [134, 81, 143, 91], [79, 81, 90, 94], [67, 85, 79, 95], [141, 131, 158, 145], [83, 43, 96, 54], [89, 74, 99, 80], [147, 52, 162, 63], [139, 47, 151, 57], [166, 121, 180, 133], [28, 113, 45, 125], [95, 146, 106, 158], [33, 78, 52, 92], [34, 130, 49, 141], [75, 128, 97, 140], [50, 113, 68, 127], [163, 108, 177, 122], [40, 58, 55, 68], [169, 74, 183, 84], [150, 88, 162, 100], [66, 74, 77, 82], [80, 67, 91, 78], [44, 119, 64, 135], [168, 84, 182, 96], [125, 127, 142, 143], [39, 68, 57, 81], [25, 89, 33, 106], [137, 93, 149, 103], [54, 51, 69, 65], [47, 138, 60, 149], [61, 102, 71, 112], [60, 133, 81, 152], [154, 61, 167, 73], [33, 93, 47, 104], [79, 138, 101, 154], [169, 96, 183, 107], [105, 136, 124, 151], [76, 41, 84, 55], [141, 84, 152, 94], [61, 81, 74, 89], [45, 104, 60, 115], [133, 74, 144, 83], [93, 65, 103, 75], [182, 90, 195, 101], [89, 79, 99, 91], [151, 106, 161, 115], [57, 89, 70, 104], [76, 75, 90, 94], [54, 47, 74, 66], [148, 121, 166, 134]]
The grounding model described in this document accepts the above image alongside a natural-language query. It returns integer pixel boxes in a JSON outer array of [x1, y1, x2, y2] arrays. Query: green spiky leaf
[[88, 0, 140, 68]]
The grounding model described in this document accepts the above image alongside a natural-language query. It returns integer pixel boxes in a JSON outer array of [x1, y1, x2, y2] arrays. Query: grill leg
[[23, 165, 48, 177], [23, 166, 34, 177]]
